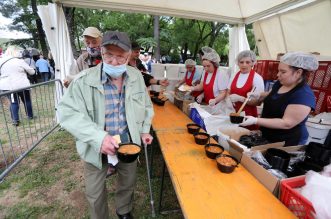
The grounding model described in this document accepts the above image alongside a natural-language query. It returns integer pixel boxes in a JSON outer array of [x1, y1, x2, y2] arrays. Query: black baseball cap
[[102, 31, 131, 51]]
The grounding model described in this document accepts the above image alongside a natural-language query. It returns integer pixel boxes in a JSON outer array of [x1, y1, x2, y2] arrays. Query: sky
[[0, 13, 31, 39]]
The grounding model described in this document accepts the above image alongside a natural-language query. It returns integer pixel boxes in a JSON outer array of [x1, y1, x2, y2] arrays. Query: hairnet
[[280, 52, 319, 71], [236, 50, 257, 65], [185, 59, 196, 66], [201, 46, 214, 54], [202, 50, 220, 67]]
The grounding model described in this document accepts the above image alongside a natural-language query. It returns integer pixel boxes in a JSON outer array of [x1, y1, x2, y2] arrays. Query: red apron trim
[[230, 69, 258, 118], [203, 68, 217, 104], [185, 67, 196, 86]]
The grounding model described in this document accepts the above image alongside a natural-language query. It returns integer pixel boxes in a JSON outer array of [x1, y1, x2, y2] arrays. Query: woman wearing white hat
[[240, 52, 318, 146], [190, 47, 229, 106]]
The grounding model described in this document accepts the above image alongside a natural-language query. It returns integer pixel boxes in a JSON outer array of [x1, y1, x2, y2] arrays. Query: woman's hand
[[196, 94, 204, 103], [229, 94, 245, 102], [240, 116, 258, 126]]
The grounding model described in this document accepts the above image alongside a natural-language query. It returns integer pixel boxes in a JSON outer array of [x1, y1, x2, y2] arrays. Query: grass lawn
[[0, 128, 184, 219]]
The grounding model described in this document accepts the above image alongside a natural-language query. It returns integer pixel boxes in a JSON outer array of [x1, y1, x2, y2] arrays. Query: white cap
[[83, 27, 102, 38], [185, 59, 196, 66]]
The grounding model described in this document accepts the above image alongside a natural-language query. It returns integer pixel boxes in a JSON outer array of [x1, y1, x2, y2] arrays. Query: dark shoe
[[116, 211, 133, 219], [12, 121, 20, 126], [106, 164, 117, 178], [28, 116, 34, 120]]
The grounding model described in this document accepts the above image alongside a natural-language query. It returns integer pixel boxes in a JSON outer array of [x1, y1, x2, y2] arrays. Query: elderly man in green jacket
[[57, 31, 154, 219]]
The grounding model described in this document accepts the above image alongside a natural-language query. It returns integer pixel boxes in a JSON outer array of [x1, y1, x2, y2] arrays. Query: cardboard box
[[174, 95, 194, 115], [227, 138, 285, 161], [241, 145, 306, 196]]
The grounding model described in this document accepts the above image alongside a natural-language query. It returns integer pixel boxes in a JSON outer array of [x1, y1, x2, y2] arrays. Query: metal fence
[[0, 80, 63, 181]]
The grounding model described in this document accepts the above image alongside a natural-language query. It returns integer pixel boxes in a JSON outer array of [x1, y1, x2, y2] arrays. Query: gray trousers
[[84, 159, 138, 219]]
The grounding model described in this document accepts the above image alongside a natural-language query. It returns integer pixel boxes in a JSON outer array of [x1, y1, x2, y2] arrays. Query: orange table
[[151, 101, 295, 219]]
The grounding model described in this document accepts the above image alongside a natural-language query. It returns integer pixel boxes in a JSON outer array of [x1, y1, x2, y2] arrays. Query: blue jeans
[[8, 90, 33, 122], [41, 72, 50, 82]]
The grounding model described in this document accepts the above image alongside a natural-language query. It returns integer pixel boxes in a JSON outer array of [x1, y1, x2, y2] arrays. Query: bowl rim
[[205, 143, 224, 154], [117, 142, 141, 155], [216, 154, 239, 167]]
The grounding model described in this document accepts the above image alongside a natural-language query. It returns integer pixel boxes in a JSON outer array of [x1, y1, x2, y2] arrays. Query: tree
[[0, 0, 51, 55]]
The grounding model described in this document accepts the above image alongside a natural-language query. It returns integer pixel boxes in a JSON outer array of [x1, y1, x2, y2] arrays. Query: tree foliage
[[1, 2, 256, 65]]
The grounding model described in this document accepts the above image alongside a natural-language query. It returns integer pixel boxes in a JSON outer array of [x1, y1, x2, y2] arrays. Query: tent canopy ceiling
[[55, 0, 316, 24]]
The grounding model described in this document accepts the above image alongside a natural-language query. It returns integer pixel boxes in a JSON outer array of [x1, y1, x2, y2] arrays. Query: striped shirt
[[102, 72, 128, 135]]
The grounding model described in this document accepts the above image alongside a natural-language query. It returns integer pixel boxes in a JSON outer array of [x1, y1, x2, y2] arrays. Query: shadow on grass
[[0, 129, 184, 219]]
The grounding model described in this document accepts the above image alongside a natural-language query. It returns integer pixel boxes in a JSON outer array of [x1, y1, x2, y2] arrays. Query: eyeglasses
[[102, 53, 128, 64]]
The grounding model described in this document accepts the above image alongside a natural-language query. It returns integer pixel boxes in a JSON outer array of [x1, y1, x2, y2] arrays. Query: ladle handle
[[236, 86, 256, 115]]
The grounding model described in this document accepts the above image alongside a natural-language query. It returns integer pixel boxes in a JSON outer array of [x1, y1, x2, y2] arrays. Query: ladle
[[236, 86, 256, 115]]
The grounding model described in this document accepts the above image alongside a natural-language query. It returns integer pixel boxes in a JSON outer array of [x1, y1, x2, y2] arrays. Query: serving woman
[[228, 50, 264, 119], [190, 48, 229, 106], [240, 52, 318, 146]]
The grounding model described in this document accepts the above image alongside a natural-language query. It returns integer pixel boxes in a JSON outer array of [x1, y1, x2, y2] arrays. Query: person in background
[[57, 31, 154, 219], [190, 47, 229, 106], [35, 54, 54, 82], [128, 41, 169, 87], [240, 52, 318, 146], [177, 59, 201, 87], [23, 49, 38, 84], [0, 46, 35, 126], [228, 50, 264, 129], [63, 27, 102, 87], [48, 52, 55, 80]]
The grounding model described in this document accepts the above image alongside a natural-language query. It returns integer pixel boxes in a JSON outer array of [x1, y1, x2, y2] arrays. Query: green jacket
[[57, 64, 154, 169]]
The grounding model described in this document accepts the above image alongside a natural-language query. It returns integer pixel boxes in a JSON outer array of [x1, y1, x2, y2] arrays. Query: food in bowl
[[217, 156, 237, 166], [216, 154, 239, 173], [205, 143, 224, 159], [194, 132, 209, 145], [187, 123, 200, 134], [118, 144, 141, 154], [117, 143, 141, 163], [207, 146, 223, 153]]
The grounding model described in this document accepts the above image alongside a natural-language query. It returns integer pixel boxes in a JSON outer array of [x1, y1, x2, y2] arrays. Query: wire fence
[[0, 80, 63, 181]]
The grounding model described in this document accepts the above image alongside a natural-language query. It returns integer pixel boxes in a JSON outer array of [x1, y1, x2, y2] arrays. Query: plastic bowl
[[205, 143, 224, 159], [265, 148, 290, 171], [193, 132, 210, 145], [216, 154, 239, 173], [151, 97, 165, 106], [117, 143, 141, 163], [187, 123, 200, 134], [229, 112, 244, 124]]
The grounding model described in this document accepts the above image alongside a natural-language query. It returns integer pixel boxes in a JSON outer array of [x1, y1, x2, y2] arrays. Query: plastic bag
[[288, 151, 306, 166], [268, 169, 287, 179], [248, 151, 272, 169], [301, 170, 331, 219]]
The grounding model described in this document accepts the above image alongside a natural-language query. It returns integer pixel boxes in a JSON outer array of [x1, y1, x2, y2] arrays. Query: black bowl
[[265, 148, 290, 172], [193, 132, 210, 145], [151, 97, 165, 106], [150, 90, 159, 97], [187, 123, 200, 134], [216, 154, 239, 173], [229, 113, 244, 124], [117, 143, 141, 163], [205, 143, 224, 159]]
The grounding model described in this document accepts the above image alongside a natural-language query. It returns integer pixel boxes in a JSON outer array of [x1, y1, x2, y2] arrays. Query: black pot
[[265, 148, 290, 172], [216, 154, 239, 173], [150, 90, 159, 97], [117, 143, 141, 163], [229, 113, 244, 124], [306, 142, 331, 165], [187, 123, 200, 134], [193, 132, 209, 145], [205, 143, 224, 159]]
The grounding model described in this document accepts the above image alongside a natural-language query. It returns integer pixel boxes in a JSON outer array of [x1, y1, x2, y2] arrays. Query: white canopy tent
[[37, 0, 330, 81]]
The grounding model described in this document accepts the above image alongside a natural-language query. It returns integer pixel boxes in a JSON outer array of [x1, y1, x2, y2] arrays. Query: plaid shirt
[[102, 72, 128, 135]]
